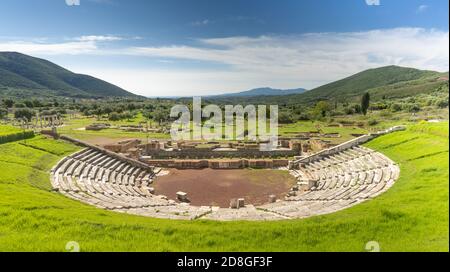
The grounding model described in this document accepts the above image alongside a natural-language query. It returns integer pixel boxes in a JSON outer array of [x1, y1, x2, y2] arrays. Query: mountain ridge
[[210, 87, 307, 98], [0, 52, 137, 98]]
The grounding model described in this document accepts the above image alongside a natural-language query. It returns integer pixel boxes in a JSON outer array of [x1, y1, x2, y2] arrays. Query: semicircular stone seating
[[51, 145, 399, 221]]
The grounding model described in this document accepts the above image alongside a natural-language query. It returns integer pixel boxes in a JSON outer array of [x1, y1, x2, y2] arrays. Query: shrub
[[14, 108, 35, 121], [109, 112, 121, 121], [0, 108, 7, 119], [390, 103, 402, 112], [436, 99, 449, 108], [279, 112, 294, 124], [0, 131, 35, 144], [407, 104, 421, 113], [368, 119, 378, 126]]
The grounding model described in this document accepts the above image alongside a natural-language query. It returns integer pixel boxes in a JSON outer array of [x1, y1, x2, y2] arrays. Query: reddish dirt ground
[[153, 169, 296, 208]]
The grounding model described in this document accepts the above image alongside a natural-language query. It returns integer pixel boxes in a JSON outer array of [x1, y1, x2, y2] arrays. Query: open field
[[154, 169, 296, 207], [0, 122, 447, 251], [0, 124, 22, 136]]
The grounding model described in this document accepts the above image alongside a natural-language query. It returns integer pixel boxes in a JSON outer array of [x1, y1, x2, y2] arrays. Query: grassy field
[[0, 122, 448, 252], [0, 124, 23, 136]]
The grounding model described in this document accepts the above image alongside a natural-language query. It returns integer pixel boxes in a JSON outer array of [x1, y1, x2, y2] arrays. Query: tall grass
[[0, 123, 448, 252]]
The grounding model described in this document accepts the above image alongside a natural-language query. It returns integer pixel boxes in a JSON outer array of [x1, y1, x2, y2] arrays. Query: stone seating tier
[[51, 144, 399, 221]]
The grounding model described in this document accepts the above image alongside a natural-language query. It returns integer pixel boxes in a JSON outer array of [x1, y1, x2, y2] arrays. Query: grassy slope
[[298, 65, 441, 102], [0, 125, 22, 136], [0, 123, 448, 252]]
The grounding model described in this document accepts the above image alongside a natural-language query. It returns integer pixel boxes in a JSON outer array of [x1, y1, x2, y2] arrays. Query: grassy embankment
[[0, 122, 448, 251]]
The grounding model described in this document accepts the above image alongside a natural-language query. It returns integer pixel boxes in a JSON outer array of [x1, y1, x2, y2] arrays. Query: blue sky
[[0, 0, 448, 96]]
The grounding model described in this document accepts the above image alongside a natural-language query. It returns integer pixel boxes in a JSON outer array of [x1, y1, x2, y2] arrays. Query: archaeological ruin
[[50, 126, 405, 220]]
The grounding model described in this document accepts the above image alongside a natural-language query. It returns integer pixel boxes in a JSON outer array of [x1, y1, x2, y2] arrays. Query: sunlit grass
[[0, 122, 448, 252]]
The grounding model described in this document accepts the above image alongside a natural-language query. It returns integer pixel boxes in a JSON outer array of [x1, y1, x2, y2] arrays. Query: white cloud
[[191, 19, 210, 26], [1, 28, 448, 96], [129, 28, 449, 74], [75, 35, 123, 42], [0, 41, 98, 55], [417, 5, 429, 13]]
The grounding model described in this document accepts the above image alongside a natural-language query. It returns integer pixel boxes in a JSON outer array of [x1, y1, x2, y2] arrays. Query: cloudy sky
[[0, 0, 448, 96]]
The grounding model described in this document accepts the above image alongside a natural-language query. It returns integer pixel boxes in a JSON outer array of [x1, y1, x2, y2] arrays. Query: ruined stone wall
[[142, 158, 289, 169], [145, 149, 299, 159], [104, 139, 140, 153]]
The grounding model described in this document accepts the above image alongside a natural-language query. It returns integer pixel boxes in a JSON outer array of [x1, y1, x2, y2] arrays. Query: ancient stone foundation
[[142, 158, 289, 169], [51, 127, 403, 221]]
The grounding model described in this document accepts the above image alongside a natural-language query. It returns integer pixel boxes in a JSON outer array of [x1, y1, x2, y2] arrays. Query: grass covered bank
[[0, 122, 448, 252]]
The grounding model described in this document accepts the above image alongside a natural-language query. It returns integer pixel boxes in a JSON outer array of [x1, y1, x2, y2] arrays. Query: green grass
[[0, 122, 448, 252], [58, 116, 169, 142], [0, 124, 23, 136]]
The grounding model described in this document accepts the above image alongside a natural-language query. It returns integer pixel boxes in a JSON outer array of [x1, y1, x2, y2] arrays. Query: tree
[[24, 100, 34, 108], [14, 108, 34, 121], [3, 99, 14, 109], [108, 112, 121, 121], [0, 108, 7, 119], [278, 112, 294, 124], [143, 110, 153, 121], [94, 108, 103, 120], [361, 92, 370, 116], [313, 101, 331, 119]]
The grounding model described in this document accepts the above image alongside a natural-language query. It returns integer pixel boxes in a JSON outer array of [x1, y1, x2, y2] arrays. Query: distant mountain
[[0, 52, 137, 98], [212, 87, 307, 98]]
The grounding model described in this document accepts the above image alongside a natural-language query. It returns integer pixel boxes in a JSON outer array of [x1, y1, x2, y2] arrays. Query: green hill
[[0, 52, 137, 98], [298, 65, 446, 103]]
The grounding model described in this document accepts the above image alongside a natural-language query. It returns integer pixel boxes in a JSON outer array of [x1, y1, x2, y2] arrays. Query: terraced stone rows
[[51, 148, 212, 219], [51, 145, 399, 221]]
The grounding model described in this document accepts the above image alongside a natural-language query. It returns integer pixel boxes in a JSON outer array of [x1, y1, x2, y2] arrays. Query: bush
[[368, 119, 378, 126], [390, 103, 402, 112], [407, 104, 421, 113], [109, 112, 121, 121], [0, 108, 7, 119], [0, 131, 35, 144], [278, 112, 294, 124], [14, 108, 35, 121], [379, 110, 392, 118], [436, 99, 449, 108], [344, 107, 355, 115]]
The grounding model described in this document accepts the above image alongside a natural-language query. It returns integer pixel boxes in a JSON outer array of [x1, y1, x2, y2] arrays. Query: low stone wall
[[104, 139, 140, 153], [60, 135, 154, 172], [142, 158, 289, 169], [146, 148, 299, 159], [290, 126, 406, 168]]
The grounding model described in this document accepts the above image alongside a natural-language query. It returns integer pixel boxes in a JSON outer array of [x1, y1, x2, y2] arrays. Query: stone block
[[230, 199, 238, 209], [177, 191, 188, 202], [237, 198, 245, 208], [269, 195, 277, 203]]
